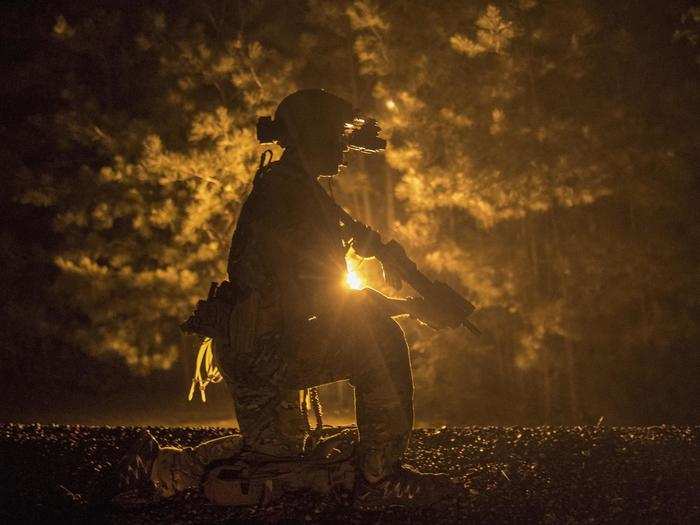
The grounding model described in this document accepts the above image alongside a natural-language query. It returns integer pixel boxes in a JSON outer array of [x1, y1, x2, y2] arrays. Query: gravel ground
[[1, 424, 698, 524]]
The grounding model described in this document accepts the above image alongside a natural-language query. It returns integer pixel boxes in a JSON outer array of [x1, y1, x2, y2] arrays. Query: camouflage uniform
[[215, 158, 414, 481], [150, 433, 243, 497]]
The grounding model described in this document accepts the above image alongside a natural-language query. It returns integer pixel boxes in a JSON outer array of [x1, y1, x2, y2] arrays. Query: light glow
[[346, 270, 364, 290]]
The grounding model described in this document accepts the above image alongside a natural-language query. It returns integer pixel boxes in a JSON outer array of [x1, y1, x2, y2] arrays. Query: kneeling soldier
[[97, 90, 463, 509]]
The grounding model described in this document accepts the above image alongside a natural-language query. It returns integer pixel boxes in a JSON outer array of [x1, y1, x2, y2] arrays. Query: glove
[[382, 262, 403, 291], [349, 223, 383, 258], [405, 296, 462, 330]]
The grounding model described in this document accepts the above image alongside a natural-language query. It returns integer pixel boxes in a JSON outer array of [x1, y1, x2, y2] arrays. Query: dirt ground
[[1, 424, 698, 524]]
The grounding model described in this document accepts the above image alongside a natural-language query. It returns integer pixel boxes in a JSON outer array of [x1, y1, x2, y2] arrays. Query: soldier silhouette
[[96, 89, 462, 508]]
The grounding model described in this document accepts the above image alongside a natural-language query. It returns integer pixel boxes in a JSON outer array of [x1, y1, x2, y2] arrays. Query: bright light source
[[346, 270, 363, 290], [385, 99, 397, 111]]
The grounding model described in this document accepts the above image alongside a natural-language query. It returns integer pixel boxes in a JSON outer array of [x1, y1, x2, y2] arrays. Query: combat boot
[[90, 429, 161, 503], [354, 464, 463, 509]]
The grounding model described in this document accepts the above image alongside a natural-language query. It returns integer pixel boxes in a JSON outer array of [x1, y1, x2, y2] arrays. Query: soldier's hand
[[381, 262, 403, 291], [405, 296, 462, 329], [350, 223, 383, 258]]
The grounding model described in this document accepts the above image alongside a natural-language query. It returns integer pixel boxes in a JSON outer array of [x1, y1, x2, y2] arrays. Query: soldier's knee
[[350, 316, 411, 388], [376, 317, 408, 359], [367, 317, 411, 385]]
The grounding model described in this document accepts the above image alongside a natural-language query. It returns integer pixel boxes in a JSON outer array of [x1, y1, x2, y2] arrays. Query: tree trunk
[[564, 338, 580, 423], [541, 348, 552, 423], [525, 216, 552, 423], [550, 207, 580, 423], [347, 38, 374, 227], [385, 167, 395, 231]]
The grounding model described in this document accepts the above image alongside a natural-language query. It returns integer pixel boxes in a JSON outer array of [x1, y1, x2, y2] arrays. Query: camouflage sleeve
[[249, 173, 347, 311]]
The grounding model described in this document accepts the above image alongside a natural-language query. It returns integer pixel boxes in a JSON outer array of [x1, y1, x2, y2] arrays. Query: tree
[[3, 0, 698, 424], [12, 2, 299, 371]]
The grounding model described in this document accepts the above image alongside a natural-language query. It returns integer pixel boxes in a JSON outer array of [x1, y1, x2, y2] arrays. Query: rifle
[[330, 199, 481, 336]]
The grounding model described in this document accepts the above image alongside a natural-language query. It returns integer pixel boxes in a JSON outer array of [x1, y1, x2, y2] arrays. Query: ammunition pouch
[[180, 281, 246, 339]]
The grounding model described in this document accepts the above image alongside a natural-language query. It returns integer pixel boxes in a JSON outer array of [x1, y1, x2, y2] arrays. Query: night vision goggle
[[257, 115, 386, 154], [342, 117, 386, 154]]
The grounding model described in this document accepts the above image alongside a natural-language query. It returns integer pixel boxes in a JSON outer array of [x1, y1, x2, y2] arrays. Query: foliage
[[2, 0, 698, 423], [7, 2, 297, 371]]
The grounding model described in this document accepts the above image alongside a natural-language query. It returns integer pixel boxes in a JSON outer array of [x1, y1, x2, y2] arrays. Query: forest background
[[1, 0, 698, 426]]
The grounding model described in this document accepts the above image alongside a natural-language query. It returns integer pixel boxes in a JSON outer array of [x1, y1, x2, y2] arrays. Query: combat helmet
[[257, 89, 385, 176]]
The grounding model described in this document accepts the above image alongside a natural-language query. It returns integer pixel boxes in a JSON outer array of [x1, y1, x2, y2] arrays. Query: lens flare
[[346, 270, 364, 290]]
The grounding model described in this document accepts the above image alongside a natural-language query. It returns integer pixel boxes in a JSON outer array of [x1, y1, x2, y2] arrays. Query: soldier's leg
[[349, 316, 413, 482], [211, 289, 310, 457], [213, 335, 308, 457], [148, 384, 307, 496], [285, 298, 414, 483], [231, 382, 308, 456], [150, 434, 244, 497]]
